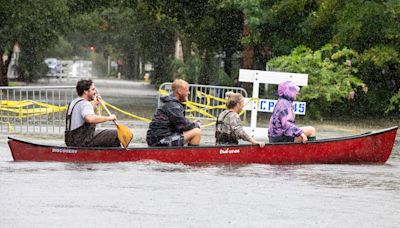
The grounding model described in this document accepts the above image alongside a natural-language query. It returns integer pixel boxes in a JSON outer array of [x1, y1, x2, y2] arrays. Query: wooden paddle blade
[[116, 123, 133, 149]]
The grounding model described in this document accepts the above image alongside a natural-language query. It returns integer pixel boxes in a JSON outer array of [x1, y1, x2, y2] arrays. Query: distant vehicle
[[44, 58, 61, 75]]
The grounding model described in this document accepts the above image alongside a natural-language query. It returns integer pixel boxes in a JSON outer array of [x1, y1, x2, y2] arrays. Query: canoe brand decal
[[219, 148, 240, 154], [52, 148, 78, 154]]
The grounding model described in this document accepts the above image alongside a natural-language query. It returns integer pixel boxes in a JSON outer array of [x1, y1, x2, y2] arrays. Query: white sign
[[239, 69, 308, 86], [243, 98, 306, 115]]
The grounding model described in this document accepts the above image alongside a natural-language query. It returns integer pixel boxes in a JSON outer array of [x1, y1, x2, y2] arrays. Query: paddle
[[96, 90, 133, 149]]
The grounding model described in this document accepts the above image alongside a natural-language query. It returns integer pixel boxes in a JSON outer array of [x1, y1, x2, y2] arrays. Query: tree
[[141, 0, 244, 83], [267, 45, 365, 118], [0, 0, 69, 85]]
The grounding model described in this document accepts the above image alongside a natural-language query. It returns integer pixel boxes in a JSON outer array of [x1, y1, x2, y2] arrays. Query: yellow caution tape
[[0, 100, 67, 118], [157, 89, 257, 128], [0, 121, 14, 132], [195, 90, 226, 103], [184, 101, 216, 119], [159, 88, 169, 96], [0, 100, 66, 132], [103, 101, 151, 123]]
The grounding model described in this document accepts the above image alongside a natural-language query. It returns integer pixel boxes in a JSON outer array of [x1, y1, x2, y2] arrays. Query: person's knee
[[184, 128, 202, 141], [310, 126, 316, 136], [188, 128, 201, 138], [303, 126, 316, 136], [194, 127, 202, 136]]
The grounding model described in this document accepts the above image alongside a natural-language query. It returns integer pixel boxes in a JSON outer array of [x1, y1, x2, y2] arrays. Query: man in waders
[[65, 79, 121, 147], [146, 79, 202, 147]]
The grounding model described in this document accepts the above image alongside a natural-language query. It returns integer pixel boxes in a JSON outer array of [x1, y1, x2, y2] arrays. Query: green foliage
[[170, 49, 234, 86], [216, 69, 235, 87], [44, 36, 74, 59], [0, 0, 69, 82], [171, 52, 202, 83], [334, 1, 390, 51], [66, 3, 177, 81], [387, 89, 400, 114], [144, 0, 243, 81], [213, 0, 318, 56], [361, 45, 399, 68], [267, 45, 365, 118], [358, 45, 400, 115], [1, 0, 399, 120], [301, 0, 400, 52]]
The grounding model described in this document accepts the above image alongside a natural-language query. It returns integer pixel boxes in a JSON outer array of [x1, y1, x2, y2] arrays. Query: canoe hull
[[8, 127, 398, 164]]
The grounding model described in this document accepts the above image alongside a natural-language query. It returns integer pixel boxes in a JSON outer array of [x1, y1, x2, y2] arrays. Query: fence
[[158, 83, 248, 121], [1, 83, 248, 135], [0, 86, 75, 135]]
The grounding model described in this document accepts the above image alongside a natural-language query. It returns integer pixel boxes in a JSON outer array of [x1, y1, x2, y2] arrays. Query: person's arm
[[84, 114, 116, 124], [231, 117, 265, 148], [283, 115, 308, 143], [81, 100, 116, 124], [280, 104, 303, 137], [249, 138, 265, 148], [228, 113, 255, 142], [282, 115, 302, 134], [167, 104, 197, 132]]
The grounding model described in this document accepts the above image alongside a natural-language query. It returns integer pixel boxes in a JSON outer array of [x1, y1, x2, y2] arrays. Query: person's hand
[[93, 95, 102, 106], [301, 133, 308, 144], [193, 120, 201, 128], [251, 139, 265, 148], [108, 114, 117, 121]]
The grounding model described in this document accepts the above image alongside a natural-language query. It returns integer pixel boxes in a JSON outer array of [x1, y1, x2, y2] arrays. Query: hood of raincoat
[[277, 81, 300, 101], [160, 94, 179, 103]]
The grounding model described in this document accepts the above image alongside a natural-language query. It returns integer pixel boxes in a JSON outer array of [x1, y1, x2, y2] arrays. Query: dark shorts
[[155, 133, 185, 147], [269, 135, 295, 143]]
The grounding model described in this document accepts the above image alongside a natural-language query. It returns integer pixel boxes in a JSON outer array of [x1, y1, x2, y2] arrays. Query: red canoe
[[8, 126, 398, 164]]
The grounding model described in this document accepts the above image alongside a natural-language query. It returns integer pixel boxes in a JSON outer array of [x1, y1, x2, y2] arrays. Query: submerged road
[[1, 78, 399, 227]]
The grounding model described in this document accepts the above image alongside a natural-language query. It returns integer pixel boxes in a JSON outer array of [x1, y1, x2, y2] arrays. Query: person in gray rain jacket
[[146, 79, 202, 147]]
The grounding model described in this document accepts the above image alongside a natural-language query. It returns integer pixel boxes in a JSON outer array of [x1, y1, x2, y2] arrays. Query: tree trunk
[[224, 49, 233, 78], [133, 52, 140, 80], [242, 23, 254, 69], [0, 49, 11, 86], [199, 50, 211, 85], [181, 37, 191, 63], [125, 52, 135, 79], [254, 46, 268, 70]]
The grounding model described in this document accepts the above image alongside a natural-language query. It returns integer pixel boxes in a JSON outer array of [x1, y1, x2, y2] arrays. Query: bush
[[359, 45, 400, 115], [267, 44, 365, 119]]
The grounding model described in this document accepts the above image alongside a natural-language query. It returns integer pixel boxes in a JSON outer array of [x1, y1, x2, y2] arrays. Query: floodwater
[[1, 135, 399, 227], [1, 79, 400, 227]]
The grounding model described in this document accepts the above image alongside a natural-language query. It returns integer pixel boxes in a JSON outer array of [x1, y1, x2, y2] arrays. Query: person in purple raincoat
[[268, 81, 316, 143]]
